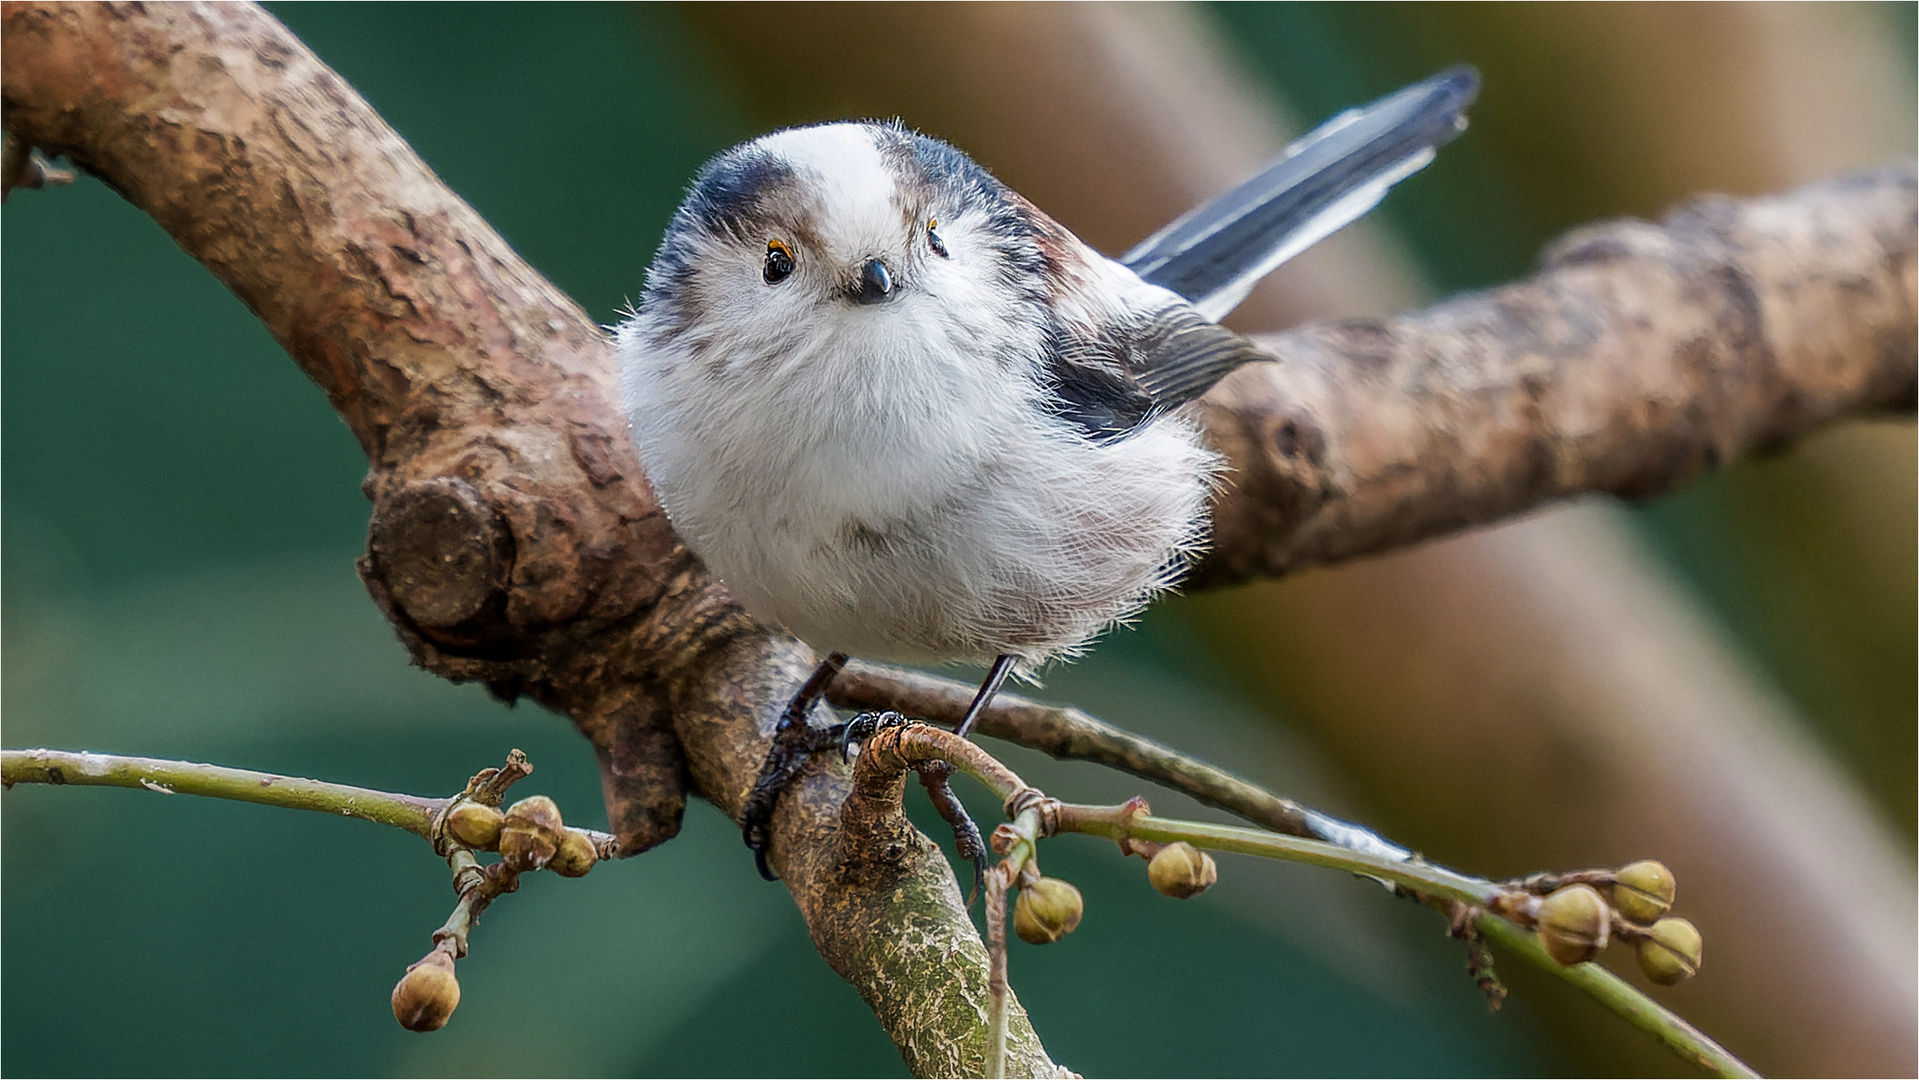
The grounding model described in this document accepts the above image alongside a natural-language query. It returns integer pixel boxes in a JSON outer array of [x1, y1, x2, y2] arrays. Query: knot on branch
[[364, 476, 513, 643]]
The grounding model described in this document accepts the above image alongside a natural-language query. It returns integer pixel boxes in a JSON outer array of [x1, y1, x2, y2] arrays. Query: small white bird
[[618, 68, 1478, 875]]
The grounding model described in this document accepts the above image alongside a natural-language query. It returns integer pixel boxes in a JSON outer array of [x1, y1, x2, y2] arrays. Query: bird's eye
[[927, 220, 949, 259], [763, 239, 795, 284]]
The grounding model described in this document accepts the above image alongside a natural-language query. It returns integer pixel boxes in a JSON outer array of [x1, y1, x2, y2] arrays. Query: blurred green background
[[3, 3, 1912, 1076]]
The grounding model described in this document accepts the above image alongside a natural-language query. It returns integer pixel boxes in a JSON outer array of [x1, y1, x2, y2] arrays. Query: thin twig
[[985, 808, 1043, 1080], [833, 660, 1316, 835], [2, 747, 444, 836], [1473, 916, 1758, 1079], [0, 747, 619, 853], [1056, 803, 1495, 905], [434, 849, 520, 958], [1054, 804, 1756, 1078]]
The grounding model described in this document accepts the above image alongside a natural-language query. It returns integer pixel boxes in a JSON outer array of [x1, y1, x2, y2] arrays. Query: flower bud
[[445, 803, 503, 850], [1610, 860, 1676, 924], [498, 824, 557, 871], [391, 953, 460, 1032], [498, 795, 564, 872], [1147, 841, 1218, 899], [1637, 917, 1703, 986], [549, 828, 598, 878], [1013, 877, 1084, 944], [1536, 884, 1610, 966], [504, 794, 564, 832]]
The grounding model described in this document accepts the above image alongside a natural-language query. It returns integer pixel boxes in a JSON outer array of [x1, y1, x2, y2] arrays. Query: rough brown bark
[[1196, 170, 1918, 587], [3, 1, 1913, 1074], [681, 2, 1916, 594]]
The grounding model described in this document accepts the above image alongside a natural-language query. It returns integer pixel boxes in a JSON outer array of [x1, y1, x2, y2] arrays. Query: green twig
[[1474, 916, 1758, 1079], [1058, 805, 1495, 905], [1054, 804, 1758, 1079], [2, 747, 443, 836]]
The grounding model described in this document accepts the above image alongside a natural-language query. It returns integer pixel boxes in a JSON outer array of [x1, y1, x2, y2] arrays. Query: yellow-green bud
[[549, 828, 598, 878], [391, 953, 460, 1032], [1611, 860, 1676, 924], [499, 825, 556, 871], [499, 795, 564, 871], [1637, 917, 1703, 986], [1013, 877, 1084, 944], [1536, 884, 1610, 966], [1147, 841, 1218, 899], [445, 803, 503, 850], [504, 794, 564, 832]]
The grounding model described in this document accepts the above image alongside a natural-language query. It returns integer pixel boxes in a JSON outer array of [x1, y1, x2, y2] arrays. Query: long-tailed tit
[[618, 67, 1479, 877]]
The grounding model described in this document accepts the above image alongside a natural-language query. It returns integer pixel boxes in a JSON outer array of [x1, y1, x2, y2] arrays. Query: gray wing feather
[[1044, 304, 1266, 442], [1123, 66, 1479, 322]]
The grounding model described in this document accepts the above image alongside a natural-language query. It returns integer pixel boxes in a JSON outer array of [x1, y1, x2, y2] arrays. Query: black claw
[[741, 746, 806, 881], [741, 653, 850, 880], [741, 722, 843, 879], [840, 710, 906, 762], [916, 759, 988, 907], [839, 714, 874, 763]]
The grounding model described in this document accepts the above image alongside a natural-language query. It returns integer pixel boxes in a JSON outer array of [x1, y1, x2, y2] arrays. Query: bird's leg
[[953, 653, 1017, 738], [892, 653, 1015, 902], [744, 652, 1007, 883], [741, 651, 848, 881], [915, 759, 988, 905], [840, 711, 986, 902]]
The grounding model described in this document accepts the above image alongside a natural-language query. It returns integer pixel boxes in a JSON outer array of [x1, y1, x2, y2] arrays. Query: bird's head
[[636, 121, 1061, 382]]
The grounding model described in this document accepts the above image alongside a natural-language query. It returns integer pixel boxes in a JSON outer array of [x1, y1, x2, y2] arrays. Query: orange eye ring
[[927, 220, 949, 259], [763, 239, 795, 284]]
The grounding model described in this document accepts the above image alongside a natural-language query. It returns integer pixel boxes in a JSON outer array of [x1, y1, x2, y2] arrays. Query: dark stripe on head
[[683, 146, 798, 241], [642, 144, 799, 317]]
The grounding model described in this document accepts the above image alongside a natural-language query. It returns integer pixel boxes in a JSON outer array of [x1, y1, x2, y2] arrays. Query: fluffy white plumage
[[617, 122, 1219, 671]]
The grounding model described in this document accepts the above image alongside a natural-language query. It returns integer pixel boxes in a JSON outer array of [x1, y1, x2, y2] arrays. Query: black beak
[[851, 258, 894, 305]]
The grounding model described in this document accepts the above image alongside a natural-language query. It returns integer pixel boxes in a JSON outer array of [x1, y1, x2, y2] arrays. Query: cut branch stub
[[365, 477, 513, 639]]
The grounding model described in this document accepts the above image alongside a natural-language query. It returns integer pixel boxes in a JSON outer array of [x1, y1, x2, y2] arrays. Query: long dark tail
[[1123, 66, 1480, 322]]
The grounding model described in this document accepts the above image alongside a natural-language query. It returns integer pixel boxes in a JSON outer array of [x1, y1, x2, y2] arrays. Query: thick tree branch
[[2, 5, 1056, 1074], [4, 2, 1911, 1074], [1195, 166, 1917, 586]]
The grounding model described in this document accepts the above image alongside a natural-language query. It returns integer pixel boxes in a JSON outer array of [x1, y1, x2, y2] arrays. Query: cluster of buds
[[446, 794, 600, 877], [394, 770, 611, 1033], [1495, 860, 1702, 986]]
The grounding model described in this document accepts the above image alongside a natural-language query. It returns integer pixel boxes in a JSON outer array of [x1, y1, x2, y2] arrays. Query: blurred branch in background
[[682, 3, 1917, 1077]]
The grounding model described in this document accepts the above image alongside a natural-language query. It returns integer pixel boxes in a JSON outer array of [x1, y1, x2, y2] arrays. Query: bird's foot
[[741, 652, 848, 881], [741, 718, 843, 881], [915, 758, 988, 905], [842, 710, 987, 904], [838, 708, 914, 762]]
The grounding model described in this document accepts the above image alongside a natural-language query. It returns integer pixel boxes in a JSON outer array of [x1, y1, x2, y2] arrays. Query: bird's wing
[[1122, 65, 1480, 323], [1042, 303, 1265, 443]]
